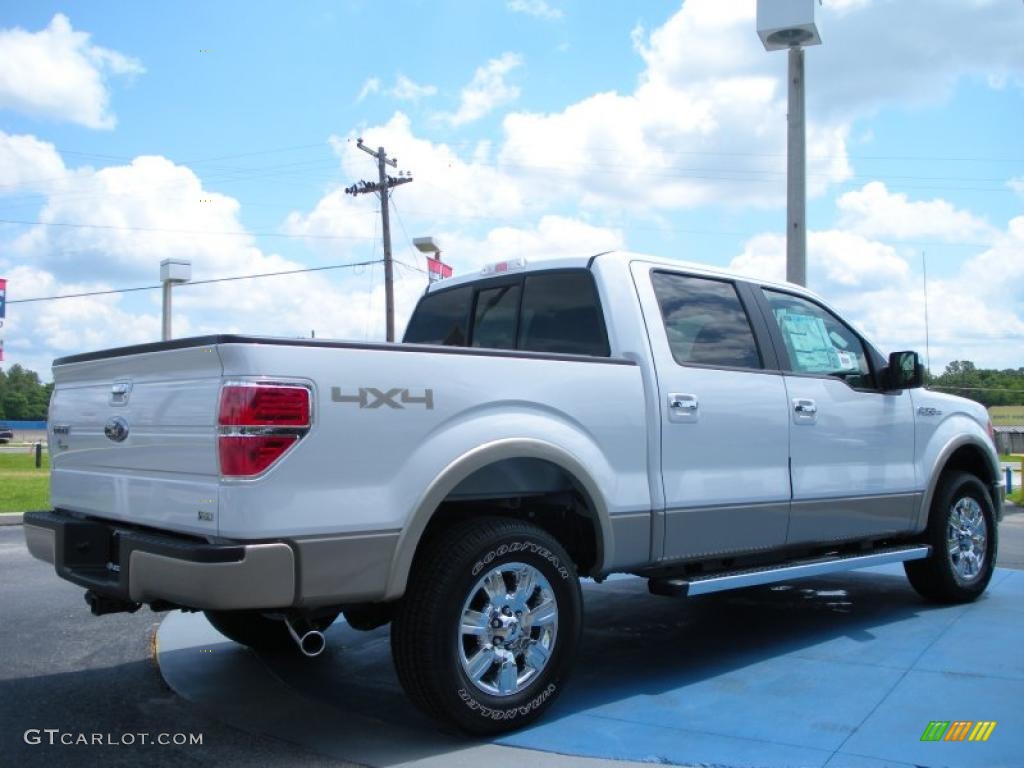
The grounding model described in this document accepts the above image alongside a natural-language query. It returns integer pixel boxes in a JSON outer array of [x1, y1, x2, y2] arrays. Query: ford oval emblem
[[104, 416, 129, 443]]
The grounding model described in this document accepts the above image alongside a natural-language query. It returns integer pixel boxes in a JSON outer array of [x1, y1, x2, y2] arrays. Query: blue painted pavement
[[159, 564, 1024, 768]]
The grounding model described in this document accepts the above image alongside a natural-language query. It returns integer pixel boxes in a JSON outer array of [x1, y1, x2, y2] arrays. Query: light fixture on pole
[[159, 258, 191, 341], [414, 237, 453, 283], [757, 0, 821, 287]]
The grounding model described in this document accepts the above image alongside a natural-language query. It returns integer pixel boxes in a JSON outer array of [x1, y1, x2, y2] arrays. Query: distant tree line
[[0, 365, 53, 421], [0, 359, 1021, 421], [927, 361, 1024, 407]]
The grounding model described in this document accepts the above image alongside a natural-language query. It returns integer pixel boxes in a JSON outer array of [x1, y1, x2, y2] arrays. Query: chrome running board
[[648, 545, 931, 598]]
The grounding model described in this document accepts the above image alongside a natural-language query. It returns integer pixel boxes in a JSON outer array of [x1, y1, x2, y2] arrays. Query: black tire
[[391, 517, 582, 735], [904, 471, 998, 603], [204, 609, 338, 652]]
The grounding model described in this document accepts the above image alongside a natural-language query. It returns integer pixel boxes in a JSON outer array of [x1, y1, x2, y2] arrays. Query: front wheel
[[391, 517, 582, 735], [904, 471, 998, 603]]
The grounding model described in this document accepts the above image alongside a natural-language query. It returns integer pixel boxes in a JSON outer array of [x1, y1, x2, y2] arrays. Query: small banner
[[427, 257, 453, 281]]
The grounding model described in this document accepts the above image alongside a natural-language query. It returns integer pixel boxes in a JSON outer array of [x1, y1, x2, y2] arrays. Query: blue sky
[[0, 0, 1022, 376]]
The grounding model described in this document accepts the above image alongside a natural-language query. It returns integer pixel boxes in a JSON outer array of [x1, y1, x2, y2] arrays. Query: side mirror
[[885, 350, 924, 390]]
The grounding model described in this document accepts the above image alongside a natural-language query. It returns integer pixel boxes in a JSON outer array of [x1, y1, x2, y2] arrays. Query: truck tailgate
[[48, 344, 223, 536]]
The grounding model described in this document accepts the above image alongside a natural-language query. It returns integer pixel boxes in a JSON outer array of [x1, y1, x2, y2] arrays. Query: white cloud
[[498, 1, 852, 211], [506, 0, 563, 21], [0, 131, 66, 193], [443, 53, 523, 126], [809, 0, 1024, 118], [1008, 177, 1024, 199], [357, 74, 437, 103], [728, 193, 1024, 369], [496, 0, 1024, 212], [440, 215, 624, 273], [326, 113, 526, 221], [356, 76, 380, 102], [0, 146, 433, 372], [389, 74, 438, 102], [836, 181, 995, 243], [0, 14, 143, 129]]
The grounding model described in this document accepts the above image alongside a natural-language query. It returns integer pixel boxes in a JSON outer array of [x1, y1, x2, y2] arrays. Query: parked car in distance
[[0, 423, 14, 443], [24, 251, 1004, 735]]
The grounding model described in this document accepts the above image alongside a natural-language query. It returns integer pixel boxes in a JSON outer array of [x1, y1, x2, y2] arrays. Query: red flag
[[427, 257, 453, 280]]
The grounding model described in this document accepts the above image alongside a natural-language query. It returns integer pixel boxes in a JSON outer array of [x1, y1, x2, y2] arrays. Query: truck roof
[[425, 250, 826, 303]]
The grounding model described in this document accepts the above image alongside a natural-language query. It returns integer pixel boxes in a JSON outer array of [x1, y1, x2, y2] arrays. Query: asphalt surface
[[0, 525, 362, 768], [2, 507, 1021, 768]]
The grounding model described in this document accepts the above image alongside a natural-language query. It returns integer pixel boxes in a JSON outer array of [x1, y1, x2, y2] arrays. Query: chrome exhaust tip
[[284, 615, 327, 658]]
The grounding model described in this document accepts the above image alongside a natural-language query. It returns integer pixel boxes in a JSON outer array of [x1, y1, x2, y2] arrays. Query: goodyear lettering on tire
[[471, 541, 570, 580]]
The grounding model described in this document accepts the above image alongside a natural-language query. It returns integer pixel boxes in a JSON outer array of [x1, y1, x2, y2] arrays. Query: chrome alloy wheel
[[947, 496, 988, 585], [457, 562, 558, 697]]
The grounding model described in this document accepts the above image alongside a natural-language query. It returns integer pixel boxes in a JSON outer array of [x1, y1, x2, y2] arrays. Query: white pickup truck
[[24, 252, 1004, 734]]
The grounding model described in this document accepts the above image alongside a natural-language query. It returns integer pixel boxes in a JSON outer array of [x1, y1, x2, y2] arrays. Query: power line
[[0, 218, 377, 241], [8, 260, 383, 304], [388, 194, 430, 276]]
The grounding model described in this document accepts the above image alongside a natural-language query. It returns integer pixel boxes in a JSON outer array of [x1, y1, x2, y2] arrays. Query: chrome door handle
[[793, 399, 817, 415], [669, 394, 698, 411]]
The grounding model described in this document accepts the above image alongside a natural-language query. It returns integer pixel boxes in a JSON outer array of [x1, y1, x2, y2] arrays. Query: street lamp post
[[757, 0, 821, 287], [160, 258, 191, 341]]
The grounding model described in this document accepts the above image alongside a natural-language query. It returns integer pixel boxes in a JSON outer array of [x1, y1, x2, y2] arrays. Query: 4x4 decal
[[331, 387, 434, 410]]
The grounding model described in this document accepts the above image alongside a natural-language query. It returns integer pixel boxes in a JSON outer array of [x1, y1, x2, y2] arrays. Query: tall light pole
[[757, 0, 821, 287], [160, 258, 191, 340]]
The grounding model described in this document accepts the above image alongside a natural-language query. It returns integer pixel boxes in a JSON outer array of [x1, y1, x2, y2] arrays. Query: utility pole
[[345, 139, 413, 342]]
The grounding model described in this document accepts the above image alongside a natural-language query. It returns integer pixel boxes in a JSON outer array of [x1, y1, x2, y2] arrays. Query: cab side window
[[403, 286, 472, 346], [762, 289, 874, 389], [518, 272, 609, 357], [652, 272, 762, 370], [471, 283, 520, 350]]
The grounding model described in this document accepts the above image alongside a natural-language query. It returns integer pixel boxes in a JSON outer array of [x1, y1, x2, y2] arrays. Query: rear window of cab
[[403, 270, 610, 357]]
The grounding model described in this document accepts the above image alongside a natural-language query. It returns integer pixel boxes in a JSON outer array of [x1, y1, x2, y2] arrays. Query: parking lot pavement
[[5, 513, 1024, 768], [0, 526, 362, 768]]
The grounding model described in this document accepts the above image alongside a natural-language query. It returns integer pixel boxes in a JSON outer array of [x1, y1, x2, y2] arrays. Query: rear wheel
[[391, 517, 582, 735], [204, 609, 338, 652], [904, 471, 997, 603]]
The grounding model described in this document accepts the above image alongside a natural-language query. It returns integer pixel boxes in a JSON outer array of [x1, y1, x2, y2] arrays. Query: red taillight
[[219, 385, 310, 426], [986, 417, 997, 450], [218, 435, 298, 476], [218, 383, 311, 477]]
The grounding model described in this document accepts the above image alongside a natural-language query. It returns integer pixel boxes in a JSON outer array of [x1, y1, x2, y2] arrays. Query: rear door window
[[403, 285, 472, 346], [652, 272, 762, 369], [517, 272, 609, 356]]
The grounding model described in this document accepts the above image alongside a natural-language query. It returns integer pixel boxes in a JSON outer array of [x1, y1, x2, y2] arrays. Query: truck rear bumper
[[23, 510, 295, 611]]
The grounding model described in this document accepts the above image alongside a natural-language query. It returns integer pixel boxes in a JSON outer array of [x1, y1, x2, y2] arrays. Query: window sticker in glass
[[774, 311, 860, 374], [763, 290, 872, 386]]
